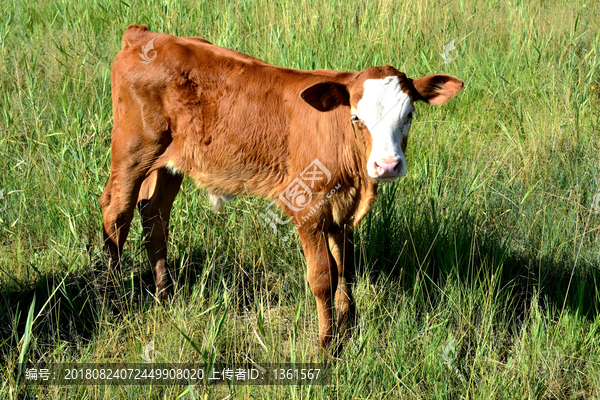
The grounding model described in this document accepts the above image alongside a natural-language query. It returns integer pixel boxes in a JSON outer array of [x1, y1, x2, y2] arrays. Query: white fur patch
[[208, 192, 234, 213], [353, 76, 414, 179], [166, 160, 182, 175]]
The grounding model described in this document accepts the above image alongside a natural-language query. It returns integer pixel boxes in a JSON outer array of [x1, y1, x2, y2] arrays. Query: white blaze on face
[[353, 76, 415, 180]]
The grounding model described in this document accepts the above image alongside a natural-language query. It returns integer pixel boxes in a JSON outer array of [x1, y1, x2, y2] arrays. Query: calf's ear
[[300, 81, 350, 112], [412, 74, 463, 105]]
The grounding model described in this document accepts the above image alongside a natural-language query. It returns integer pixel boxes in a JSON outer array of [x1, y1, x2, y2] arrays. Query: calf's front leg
[[298, 227, 338, 349], [328, 227, 356, 336]]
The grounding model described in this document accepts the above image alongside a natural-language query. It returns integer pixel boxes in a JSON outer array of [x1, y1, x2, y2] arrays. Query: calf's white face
[[300, 69, 463, 183], [353, 76, 414, 181]]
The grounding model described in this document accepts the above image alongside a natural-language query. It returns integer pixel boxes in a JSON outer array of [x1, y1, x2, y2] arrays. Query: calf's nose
[[373, 159, 402, 178]]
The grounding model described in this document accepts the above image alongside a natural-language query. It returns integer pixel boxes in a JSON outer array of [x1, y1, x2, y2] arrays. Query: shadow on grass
[[357, 186, 600, 325], [0, 248, 209, 365], [0, 237, 273, 365]]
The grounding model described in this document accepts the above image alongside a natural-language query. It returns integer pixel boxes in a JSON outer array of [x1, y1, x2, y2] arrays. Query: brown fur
[[101, 24, 463, 349]]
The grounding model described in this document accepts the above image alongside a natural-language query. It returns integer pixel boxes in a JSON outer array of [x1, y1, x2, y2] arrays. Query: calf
[[100, 24, 463, 348]]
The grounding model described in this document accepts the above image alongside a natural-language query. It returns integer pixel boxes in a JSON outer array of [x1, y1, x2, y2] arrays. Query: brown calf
[[100, 24, 463, 348]]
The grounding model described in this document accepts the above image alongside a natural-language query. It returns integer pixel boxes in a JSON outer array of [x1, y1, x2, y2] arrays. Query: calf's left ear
[[300, 81, 350, 112], [412, 74, 463, 105]]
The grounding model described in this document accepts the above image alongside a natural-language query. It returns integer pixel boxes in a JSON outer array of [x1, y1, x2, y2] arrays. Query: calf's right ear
[[412, 74, 463, 105], [300, 81, 350, 112]]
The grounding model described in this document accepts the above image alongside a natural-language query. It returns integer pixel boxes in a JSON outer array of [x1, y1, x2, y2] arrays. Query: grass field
[[1, 0, 600, 398]]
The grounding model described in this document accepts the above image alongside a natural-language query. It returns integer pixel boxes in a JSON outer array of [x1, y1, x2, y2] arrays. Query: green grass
[[1, 0, 599, 398]]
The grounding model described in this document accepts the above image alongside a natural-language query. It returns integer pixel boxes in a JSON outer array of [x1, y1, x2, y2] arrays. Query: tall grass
[[0, 0, 599, 398]]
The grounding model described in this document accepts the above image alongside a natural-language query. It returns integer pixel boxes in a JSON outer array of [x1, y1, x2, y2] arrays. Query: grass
[[0, 0, 599, 398]]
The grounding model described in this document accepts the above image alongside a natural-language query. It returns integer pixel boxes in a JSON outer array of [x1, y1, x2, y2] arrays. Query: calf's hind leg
[[100, 121, 172, 289], [100, 150, 150, 272], [137, 168, 183, 298]]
